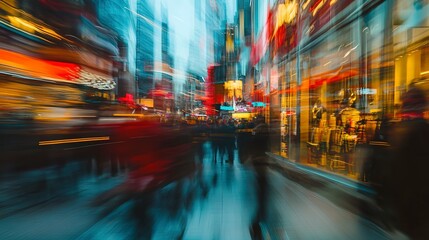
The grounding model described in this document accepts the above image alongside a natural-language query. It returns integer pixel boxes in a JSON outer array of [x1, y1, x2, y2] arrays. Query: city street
[[1, 0, 428, 239], [0, 137, 400, 240]]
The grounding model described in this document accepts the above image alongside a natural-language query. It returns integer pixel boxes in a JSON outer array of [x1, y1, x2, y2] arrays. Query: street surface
[[0, 136, 401, 240]]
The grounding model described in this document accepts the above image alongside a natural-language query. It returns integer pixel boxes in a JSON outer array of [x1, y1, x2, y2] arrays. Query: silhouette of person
[[223, 120, 236, 163], [312, 99, 325, 126], [248, 116, 270, 239], [380, 85, 429, 239]]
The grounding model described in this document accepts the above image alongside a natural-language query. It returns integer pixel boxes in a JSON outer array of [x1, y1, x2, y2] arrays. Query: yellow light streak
[[39, 136, 110, 146], [7, 16, 63, 40], [302, 0, 311, 10], [0, 19, 52, 43], [113, 113, 145, 117], [312, 0, 327, 16]]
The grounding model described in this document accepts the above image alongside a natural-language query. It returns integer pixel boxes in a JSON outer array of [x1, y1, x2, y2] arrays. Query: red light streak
[[0, 49, 80, 82]]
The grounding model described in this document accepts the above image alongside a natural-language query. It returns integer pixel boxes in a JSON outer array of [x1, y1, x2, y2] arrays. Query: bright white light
[[343, 45, 358, 58]]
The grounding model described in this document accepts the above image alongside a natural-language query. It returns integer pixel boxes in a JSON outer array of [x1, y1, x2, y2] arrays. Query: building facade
[[135, 0, 155, 99], [249, 0, 429, 181]]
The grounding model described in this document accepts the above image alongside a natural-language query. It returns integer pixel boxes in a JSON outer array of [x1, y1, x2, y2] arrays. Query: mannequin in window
[[312, 98, 325, 127], [338, 90, 360, 131]]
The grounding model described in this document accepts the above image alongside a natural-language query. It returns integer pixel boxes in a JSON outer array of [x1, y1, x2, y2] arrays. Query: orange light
[[0, 49, 80, 82], [39, 136, 110, 146]]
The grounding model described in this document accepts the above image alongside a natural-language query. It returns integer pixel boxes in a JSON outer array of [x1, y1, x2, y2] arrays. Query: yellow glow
[[7, 16, 63, 40], [8, 16, 36, 34], [275, 4, 287, 33], [39, 136, 110, 146], [224, 80, 243, 90], [284, 1, 298, 24], [232, 112, 253, 119], [39, 26, 62, 39], [226, 34, 234, 53], [113, 113, 145, 117], [312, 0, 327, 16], [4, 0, 17, 7], [421, 71, 429, 75], [330, 0, 338, 6], [302, 0, 311, 10], [224, 80, 243, 99], [35, 115, 97, 121], [274, 1, 298, 37], [139, 98, 154, 107]]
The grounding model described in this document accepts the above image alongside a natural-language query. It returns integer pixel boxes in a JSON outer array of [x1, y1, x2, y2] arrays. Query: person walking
[[248, 116, 270, 239], [380, 85, 429, 239]]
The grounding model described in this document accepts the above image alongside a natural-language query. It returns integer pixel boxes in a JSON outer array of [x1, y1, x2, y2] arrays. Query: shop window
[[300, 15, 379, 178]]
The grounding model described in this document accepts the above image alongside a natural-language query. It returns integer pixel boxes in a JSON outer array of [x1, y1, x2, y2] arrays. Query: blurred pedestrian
[[210, 120, 222, 163], [380, 85, 429, 239], [248, 116, 270, 239], [236, 120, 251, 163], [250, 116, 269, 158], [223, 120, 236, 163]]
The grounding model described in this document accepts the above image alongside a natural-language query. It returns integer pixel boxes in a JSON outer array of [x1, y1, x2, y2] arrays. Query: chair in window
[[306, 142, 320, 165], [343, 136, 358, 175], [328, 129, 346, 171], [307, 127, 322, 165]]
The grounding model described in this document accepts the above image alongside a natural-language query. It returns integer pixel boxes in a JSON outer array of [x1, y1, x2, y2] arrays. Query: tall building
[[135, 0, 155, 98], [210, 0, 228, 65], [187, 0, 228, 76], [235, 0, 253, 103], [236, 0, 252, 45], [187, 0, 207, 77], [209, 24, 242, 108], [160, 6, 173, 86], [151, 6, 174, 112], [93, 0, 137, 98]]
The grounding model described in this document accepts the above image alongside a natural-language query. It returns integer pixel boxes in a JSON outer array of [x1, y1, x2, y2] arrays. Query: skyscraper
[[93, 0, 137, 98], [135, 0, 154, 98]]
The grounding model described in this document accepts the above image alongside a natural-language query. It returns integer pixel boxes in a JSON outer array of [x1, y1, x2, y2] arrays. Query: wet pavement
[[0, 174, 125, 240], [76, 141, 396, 240], [0, 137, 405, 240]]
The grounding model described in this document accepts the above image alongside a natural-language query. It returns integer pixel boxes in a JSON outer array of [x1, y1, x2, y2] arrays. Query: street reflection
[[0, 118, 397, 239]]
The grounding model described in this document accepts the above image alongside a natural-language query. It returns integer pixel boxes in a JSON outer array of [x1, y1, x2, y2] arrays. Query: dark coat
[[382, 118, 429, 239]]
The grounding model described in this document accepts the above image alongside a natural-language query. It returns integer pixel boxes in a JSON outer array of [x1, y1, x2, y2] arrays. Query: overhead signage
[[220, 105, 234, 111], [252, 102, 266, 107]]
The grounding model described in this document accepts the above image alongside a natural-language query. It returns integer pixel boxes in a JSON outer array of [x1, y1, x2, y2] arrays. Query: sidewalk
[[265, 152, 391, 233], [0, 174, 125, 240], [76, 147, 399, 240]]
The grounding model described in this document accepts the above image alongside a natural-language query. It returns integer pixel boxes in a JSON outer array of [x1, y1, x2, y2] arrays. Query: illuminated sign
[[357, 88, 377, 95], [224, 80, 243, 90], [252, 102, 266, 107], [0, 49, 80, 82], [220, 106, 234, 111], [78, 69, 115, 90], [0, 49, 115, 90]]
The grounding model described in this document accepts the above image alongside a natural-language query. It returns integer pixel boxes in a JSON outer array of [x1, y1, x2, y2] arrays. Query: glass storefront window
[[393, 0, 429, 119], [280, 57, 298, 160], [277, 2, 393, 181], [302, 21, 362, 177], [275, 0, 429, 182]]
